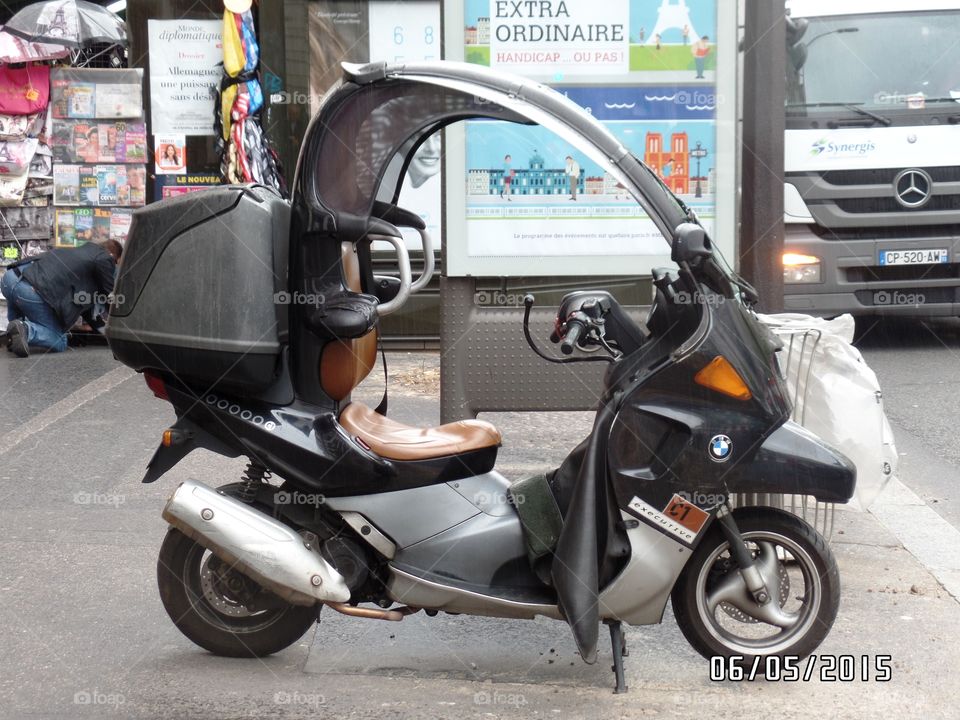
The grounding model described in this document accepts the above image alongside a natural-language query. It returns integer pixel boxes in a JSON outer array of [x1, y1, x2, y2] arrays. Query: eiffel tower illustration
[[646, 0, 700, 44]]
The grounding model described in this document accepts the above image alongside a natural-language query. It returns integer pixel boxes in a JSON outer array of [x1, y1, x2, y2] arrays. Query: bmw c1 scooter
[[105, 61, 855, 692]]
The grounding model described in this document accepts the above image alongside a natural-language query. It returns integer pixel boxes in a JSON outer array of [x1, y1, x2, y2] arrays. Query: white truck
[[782, 0, 960, 316]]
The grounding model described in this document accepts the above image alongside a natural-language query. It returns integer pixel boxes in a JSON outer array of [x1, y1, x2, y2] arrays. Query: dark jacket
[[18, 243, 116, 329]]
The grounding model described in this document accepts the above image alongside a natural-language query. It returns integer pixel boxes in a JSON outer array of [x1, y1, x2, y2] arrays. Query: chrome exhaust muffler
[[162, 479, 350, 606]]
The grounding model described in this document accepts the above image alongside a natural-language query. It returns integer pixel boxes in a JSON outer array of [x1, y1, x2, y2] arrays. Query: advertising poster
[[147, 20, 223, 135], [307, 0, 442, 250], [154, 173, 221, 201], [154, 134, 186, 175], [458, 0, 720, 272]]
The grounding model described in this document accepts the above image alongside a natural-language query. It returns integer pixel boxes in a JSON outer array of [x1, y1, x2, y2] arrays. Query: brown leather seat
[[339, 401, 502, 461]]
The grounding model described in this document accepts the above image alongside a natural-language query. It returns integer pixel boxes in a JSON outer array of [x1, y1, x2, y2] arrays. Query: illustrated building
[[584, 176, 605, 194], [465, 25, 477, 45], [468, 169, 490, 195], [477, 17, 490, 44], [480, 151, 585, 196], [644, 131, 690, 195]]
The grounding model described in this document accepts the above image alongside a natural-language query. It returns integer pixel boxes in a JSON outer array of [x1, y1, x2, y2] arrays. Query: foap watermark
[[474, 690, 527, 708], [873, 91, 927, 107], [74, 290, 122, 306], [475, 491, 523, 507], [674, 290, 727, 307], [73, 689, 125, 707], [269, 90, 317, 106], [677, 490, 725, 508], [274, 490, 326, 507], [274, 290, 325, 307], [873, 290, 925, 307], [474, 290, 527, 307], [674, 89, 721, 109], [274, 690, 326, 707], [73, 491, 125, 507]]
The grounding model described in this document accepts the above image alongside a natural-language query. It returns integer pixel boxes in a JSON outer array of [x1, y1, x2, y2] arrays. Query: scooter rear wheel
[[671, 507, 840, 667], [157, 527, 318, 658]]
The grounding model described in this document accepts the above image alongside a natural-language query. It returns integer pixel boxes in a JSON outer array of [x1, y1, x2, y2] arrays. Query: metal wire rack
[[729, 326, 836, 540]]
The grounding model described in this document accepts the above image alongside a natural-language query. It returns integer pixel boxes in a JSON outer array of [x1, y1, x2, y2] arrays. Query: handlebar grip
[[560, 320, 585, 355]]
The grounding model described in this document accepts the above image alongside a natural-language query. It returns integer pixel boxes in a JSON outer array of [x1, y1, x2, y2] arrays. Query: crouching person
[[1, 240, 122, 358]]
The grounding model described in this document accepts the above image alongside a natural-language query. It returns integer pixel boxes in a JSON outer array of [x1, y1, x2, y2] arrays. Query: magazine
[[79, 166, 99, 205], [67, 83, 96, 119], [52, 120, 148, 163], [110, 209, 132, 242], [154, 134, 186, 175], [72, 123, 99, 163], [95, 83, 142, 119], [74, 207, 94, 243], [97, 165, 118, 205], [92, 208, 112, 241], [127, 166, 145, 206], [55, 208, 77, 246], [53, 164, 80, 205], [50, 78, 70, 118], [122, 126, 147, 163]]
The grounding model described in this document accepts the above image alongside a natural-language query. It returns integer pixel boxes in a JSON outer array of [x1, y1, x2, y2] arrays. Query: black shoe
[[7, 320, 29, 358]]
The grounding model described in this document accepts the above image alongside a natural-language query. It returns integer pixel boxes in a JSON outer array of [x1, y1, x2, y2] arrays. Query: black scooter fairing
[[551, 268, 856, 665]]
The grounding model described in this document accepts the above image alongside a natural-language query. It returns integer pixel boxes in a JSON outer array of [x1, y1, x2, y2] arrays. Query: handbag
[[0, 65, 50, 115]]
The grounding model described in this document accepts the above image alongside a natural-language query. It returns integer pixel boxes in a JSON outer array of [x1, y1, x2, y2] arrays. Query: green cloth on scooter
[[508, 474, 564, 561]]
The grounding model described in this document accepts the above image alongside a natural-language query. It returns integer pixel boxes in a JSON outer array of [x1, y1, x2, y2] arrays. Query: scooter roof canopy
[[295, 61, 687, 243]]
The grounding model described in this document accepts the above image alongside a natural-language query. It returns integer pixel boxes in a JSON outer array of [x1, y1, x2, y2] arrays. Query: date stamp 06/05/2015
[[710, 655, 893, 683]]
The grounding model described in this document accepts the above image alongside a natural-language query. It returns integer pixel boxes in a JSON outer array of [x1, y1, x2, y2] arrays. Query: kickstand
[[604, 619, 628, 694]]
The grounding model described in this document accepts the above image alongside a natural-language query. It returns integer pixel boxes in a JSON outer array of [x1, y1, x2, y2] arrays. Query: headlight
[[783, 252, 821, 284]]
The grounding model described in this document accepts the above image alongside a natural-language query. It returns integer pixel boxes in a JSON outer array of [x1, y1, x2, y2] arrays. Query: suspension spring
[[238, 461, 271, 504]]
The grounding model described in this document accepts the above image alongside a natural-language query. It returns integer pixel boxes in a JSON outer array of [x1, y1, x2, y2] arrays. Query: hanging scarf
[[222, 10, 245, 78]]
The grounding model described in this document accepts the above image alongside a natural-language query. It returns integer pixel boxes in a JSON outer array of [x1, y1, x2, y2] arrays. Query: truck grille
[[821, 167, 960, 185], [787, 167, 960, 228], [809, 224, 960, 241], [846, 263, 960, 283], [835, 195, 960, 214]]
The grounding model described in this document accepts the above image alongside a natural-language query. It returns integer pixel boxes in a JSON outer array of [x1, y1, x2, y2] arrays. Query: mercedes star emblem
[[893, 168, 933, 209]]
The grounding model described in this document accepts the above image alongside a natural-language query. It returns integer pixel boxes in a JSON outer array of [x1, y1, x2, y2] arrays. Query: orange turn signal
[[694, 356, 752, 401], [162, 429, 174, 447]]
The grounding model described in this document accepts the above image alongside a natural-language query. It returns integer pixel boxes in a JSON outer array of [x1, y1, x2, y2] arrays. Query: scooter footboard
[[722, 421, 856, 503]]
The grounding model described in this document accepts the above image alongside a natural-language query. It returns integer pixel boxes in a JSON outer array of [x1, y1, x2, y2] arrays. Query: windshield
[[786, 10, 960, 111]]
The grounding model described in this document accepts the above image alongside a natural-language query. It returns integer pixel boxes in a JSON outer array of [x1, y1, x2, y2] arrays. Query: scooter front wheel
[[156, 527, 318, 658], [671, 507, 840, 665]]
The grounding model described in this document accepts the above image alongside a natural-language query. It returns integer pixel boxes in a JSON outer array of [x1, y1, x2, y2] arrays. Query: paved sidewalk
[[0, 349, 957, 719]]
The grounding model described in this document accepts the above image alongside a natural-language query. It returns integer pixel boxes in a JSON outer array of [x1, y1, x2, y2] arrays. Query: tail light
[[143, 370, 169, 400]]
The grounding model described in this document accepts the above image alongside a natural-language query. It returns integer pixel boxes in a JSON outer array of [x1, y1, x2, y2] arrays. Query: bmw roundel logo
[[709, 434, 732, 462]]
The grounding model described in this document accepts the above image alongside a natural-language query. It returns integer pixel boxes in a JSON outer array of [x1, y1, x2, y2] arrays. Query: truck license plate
[[879, 249, 948, 266]]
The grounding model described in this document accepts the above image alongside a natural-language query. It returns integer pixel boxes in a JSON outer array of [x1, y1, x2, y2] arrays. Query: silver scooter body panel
[[326, 473, 690, 624]]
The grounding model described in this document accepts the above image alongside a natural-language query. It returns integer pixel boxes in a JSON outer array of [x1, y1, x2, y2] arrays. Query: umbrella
[[2, 0, 126, 48], [0, 24, 70, 63]]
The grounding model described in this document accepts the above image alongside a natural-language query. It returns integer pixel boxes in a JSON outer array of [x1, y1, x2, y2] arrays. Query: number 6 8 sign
[[368, 0, 439, 63]]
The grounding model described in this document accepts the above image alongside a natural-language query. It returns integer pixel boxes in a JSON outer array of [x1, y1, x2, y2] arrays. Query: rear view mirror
[[671, 223, 712, 265]]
